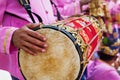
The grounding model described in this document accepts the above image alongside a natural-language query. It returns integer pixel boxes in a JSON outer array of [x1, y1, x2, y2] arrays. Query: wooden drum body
[[18, 15, 102, 80]]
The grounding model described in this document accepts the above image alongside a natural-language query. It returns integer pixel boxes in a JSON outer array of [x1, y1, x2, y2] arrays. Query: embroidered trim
[[4, 28, 14, 54], [74, 2, 78, 14]]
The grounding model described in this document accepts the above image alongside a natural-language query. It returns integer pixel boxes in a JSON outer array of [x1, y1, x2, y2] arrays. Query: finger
[[26, 23, 41, 29], [22, 40, 46, 53], [23, 34, 47, 48], [26, 29, 47, 41], [24, 23, 46, 41], [22, 46, 36, 55]]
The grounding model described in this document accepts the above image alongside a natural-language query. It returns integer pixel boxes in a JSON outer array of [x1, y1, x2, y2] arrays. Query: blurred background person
[[87, 31, 120, 80], [51, 0, 91, 19]]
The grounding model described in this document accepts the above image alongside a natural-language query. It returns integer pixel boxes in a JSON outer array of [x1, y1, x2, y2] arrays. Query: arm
[[0, 0, 18, 54], [80, 0, 91, 12], [0, 0, 47, 55], [80, 0, 91, 6], [52, 0, 81, 18]]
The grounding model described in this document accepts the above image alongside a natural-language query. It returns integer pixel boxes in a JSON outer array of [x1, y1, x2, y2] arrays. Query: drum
[[116, 13, 120, 24], [18, 15, 102, 80]]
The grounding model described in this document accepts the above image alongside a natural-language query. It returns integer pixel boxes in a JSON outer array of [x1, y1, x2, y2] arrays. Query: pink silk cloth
[[52, 0, 81, 18], [0, 0, 55, 79]]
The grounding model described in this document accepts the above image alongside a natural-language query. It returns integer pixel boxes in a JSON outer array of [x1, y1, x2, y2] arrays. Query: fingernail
[[44, 44, 48, 47], [43, 37, 47, 41], [42, 49, 46, 52]]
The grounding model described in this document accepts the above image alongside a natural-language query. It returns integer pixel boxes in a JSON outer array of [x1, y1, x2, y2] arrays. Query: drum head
[[19, 27, 81, 80]]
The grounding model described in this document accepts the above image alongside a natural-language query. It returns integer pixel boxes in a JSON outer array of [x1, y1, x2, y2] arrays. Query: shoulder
[[103, 69, 120, 80], [0, 0, 8, 6], [87, 59, 113, 74]]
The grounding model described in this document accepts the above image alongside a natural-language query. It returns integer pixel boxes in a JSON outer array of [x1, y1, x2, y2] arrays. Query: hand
[[80, 0, 91, 12], [80, 0, 91, 6], [12, 23, 47, 55]]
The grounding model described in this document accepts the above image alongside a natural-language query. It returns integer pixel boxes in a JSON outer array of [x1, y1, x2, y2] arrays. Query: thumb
[[26, 23, 41, 30]]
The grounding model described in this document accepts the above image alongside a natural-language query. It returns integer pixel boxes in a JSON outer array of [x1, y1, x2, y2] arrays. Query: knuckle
[[19, 33, 27, 39]]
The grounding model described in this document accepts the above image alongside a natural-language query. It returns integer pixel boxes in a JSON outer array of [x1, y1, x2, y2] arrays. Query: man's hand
[[12, 23, 47, 55], [79, 0, 91, 12], [80, 0, 91, 6]]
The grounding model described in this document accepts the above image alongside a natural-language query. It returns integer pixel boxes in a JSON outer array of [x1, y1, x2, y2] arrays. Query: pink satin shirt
[[0, 0, 55, 79]]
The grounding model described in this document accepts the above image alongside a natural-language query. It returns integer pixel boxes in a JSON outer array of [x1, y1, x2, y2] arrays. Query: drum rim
[[18, 25, 84, 80], [45, 25, 83, 80]]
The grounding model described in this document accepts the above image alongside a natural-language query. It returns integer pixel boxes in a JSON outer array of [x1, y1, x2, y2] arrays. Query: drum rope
[[79, 29, 102, 71], [80, 29, 102, 66], [57, 16, 100, 33], [80, 38, 101, 79], [80, 33, 101, 79], [87, 29, 102, 46]]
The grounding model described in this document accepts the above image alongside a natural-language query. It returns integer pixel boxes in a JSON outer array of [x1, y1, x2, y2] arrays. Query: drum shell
[[18, 15, 102, 80]]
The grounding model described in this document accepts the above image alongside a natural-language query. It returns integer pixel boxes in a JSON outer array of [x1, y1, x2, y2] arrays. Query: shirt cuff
[[4, 27, 18, 54]]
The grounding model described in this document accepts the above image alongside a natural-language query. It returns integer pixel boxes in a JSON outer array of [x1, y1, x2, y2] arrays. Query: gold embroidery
[[19, 0, 29, 5], [25, 0, 29, 4], [74, 2, 78, 14], [79, 30, 89, 43], [4, 28, 14, 54]]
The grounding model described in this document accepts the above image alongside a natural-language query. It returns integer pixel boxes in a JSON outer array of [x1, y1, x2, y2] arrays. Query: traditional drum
[[18, 15, 102, 80]]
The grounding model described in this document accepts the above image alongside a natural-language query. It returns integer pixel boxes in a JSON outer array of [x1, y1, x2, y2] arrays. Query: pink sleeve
[[53, 0, 81, 18], [103, 70, 120, 80], [0, 0, 7, 24], [0, 27, 18, 54], [0, 0, 18, 54]]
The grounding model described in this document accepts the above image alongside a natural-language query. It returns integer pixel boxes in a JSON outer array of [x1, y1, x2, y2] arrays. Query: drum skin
[[19, 28, 81, 80], [18, 15, 102, 80]]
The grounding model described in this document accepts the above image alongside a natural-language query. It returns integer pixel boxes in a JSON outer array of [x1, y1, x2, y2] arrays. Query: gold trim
[[74, 2, 78, 14], [19, 0, 23, 5], [4, 28, 14, 54], [19, 0, 29, 5], [25, 0, 29, 4]]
